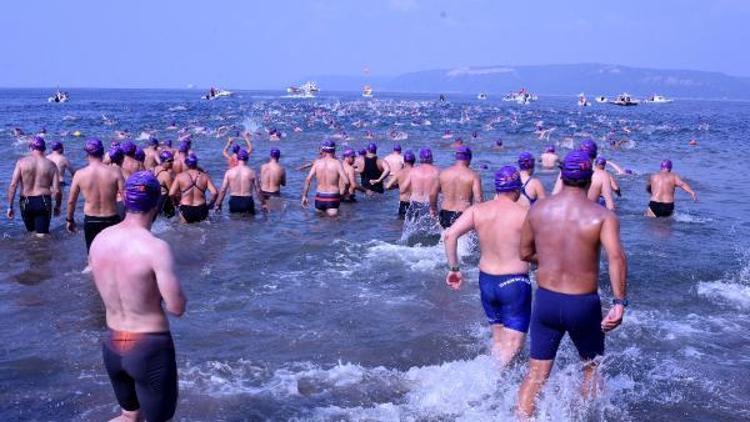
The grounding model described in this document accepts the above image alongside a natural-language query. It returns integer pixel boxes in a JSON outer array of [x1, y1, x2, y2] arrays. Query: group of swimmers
[[5, 132, 698, 420]]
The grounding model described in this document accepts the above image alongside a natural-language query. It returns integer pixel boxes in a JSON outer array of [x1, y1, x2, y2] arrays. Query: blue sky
[[1, 0, 747, 88]]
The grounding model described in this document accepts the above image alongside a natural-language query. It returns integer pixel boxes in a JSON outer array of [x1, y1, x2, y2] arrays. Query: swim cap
[[108, 146, 124, 165], [122, 140, 137, 157], [579, 138, 598, 159], [177, 140, 190, 153], [545, 145, 555, 153], [237, 149, 249, 162], [163, 139, 173, 148], [30, 136, 46, 152], [134, 148, 145, 162], [342, 147, 355, 158], [496, 138, 503, 147], [111, 140, 121, 147], [495, 166, 522, 193], [185, 153, 198, 169], [159, 150, 174, 163], [455, 137, 463, 144], [85, 138, 105, 158], [518, 152, 535, 170], [149, 137, 159, 147], [404, 150, 416, 164], [124, 171, 160, 213], [321, 139, 336, 153], [595, 157, 607, 168], [358, 148, 367, 156], [231, 143, 241, 154], [393, 144, 402, 152], [51, 141, 64, 152], [455, 146, 472, 162], [561, 150, 593, 182], [367, 143, 377, 153], [660, 159, 672, 171], [419, 148, 433, 163], [270, 147, 281, 159]]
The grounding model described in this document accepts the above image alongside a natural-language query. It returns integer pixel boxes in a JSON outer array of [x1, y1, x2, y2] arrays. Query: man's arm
[[551, 173, 562, 195], [222, 139, 232, 159], [384, 170, 399, 190], [601, 176, 615, 210], [66, 174, 81, 232], [519, 213, 537, 263], [371, 160, 390, 185], [301, 164, 316, 206], [243, 134, 253, 156], [168, 175, 181, 203], [533, 178, 546, 200], [675, 175, 697, 201], [472, 173, 483, 204], [152, 241, 187, 317], [280, 167, 287, 187], [600, 212, 627, 331], [214, 172, 230, 211], [51, 167, 62, 215], [6, 162, 21, 218], [429, 178, 440, 214], [205, 175, 219, 208], [646, 175, 652, 194], [338, 162, 348, 195], [443, 207, 476, 290]]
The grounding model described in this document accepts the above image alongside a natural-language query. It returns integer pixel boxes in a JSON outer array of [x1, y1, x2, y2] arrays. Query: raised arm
[[600, 212, 627, 331], [675, 175, 697, 201], [443, 207, 476, 290], [243, 133, 254, 156], [6, 162, 21, 219], [519, 213, 537, 263], [152, 240, 187, 317], [222, 139, 233, 159]]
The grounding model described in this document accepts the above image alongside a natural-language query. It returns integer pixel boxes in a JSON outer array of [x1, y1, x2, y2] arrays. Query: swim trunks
[[84, 214, 121, 252], [102, 330, 178, 422], [649, 201, 674, 217], [398, 200, 409, 219], [259, 190, 281, 201], [439, 209, 462, 229], [180, 204, 209, 223], [228, 195, 255, 214], [314, 192, 341, 211], [116, 201, 126, 220], [478, 272, 532, 332], [19, 195, 52, 234], [406, 201, 431, 222], [341, 193, 357, 203], [530, 287, 604, 361]]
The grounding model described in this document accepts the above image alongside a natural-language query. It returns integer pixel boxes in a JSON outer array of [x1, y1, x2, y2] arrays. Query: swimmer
[[385, 150, 416, 218], [359, 143, 390, 194], [589, 157, 617, 210], [89, 171, 186, 422], [552, 138, 597, 196], [438, 146, 482, 229], [444, 166, 530, 365], [223, 135, 253, 168], [6, 137, 61, 237], [516, 150, 627, 417], [493, 138, 504, 151], [382, 144, 405, 186], [120, 140, 144, 179], [215, 149, 257, 216], [258, 148, 286, 211], [645, 159, 696, 218], [516, 152, 545, 208], [47, 141, 76, 187], [143, 137, 161, 170], [451, 137, 464, 148], [152, 151, 176, 219], [341, 148, 364, 203], [301, 140, 347, 217], [354, 148, 367, 173], [66, 139, 125, 253], [169, 154, 218, 224], [540, 145, 559, 169], [172, 140, 191, 174], [401, 148, 440, 221]]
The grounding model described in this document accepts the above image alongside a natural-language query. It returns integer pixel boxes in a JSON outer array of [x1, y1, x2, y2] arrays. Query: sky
[[0, 0, 747, 89]]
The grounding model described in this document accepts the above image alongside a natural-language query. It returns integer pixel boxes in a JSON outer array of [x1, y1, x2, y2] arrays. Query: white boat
[[477, 92, 488, 100], [503, 88, 537, 104], [287, 81, 320, 98], [644, 94, 673, 104], [577, 93, 590, 107], [48, 90, 69, 103], [611, 93, 639, 106], [362, 85, 373, 98], [203, 87, 233, 100], [595, 96, 608, 103]]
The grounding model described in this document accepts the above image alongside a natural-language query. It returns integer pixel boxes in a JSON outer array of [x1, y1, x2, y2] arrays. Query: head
[[544, 145, 555, 154], [148, 137, 159, 148], [85, 138, 105, 159], [159, 150, 174, 168], [321, 139, 336, 155], [455, 146, 472, 164], [29, 136, 46, 153], [494, 166, 522, 201], [495, 138, 503, 147], [419, 148, 433, 164], [403, 150, 416, 166], [108, 146, 125, 166], [660, 159, 673, 172], [134, 148, 146, 163], [185, 153, 199, 169], [123, 171, 161, 219], [270, 147, 281, 161], [579, 138, 598, 160], [237, 149, 249, 162], [51, 141, 64, 153], [231, 143, 241, 154], [367, 143, 377, 154], [343, 147, 355, 163], [163, 139, 173, 148], [393, 143, 402, 153], [122, 140, 137, 157], [517, 152, 535, 174], [178, 140, 190, 153], [595, 156, 607, 169], [358, 148, 367, 157], [560, 150, 593, 189]]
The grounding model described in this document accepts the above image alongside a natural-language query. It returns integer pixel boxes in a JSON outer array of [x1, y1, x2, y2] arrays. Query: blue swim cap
[[185, 153, 198, 169], [561, 150, 593, 182], [404, 150, 416, 164], [545, 145, 555, 153], [367, 143, 377, 153], [237, 149, 249, 161], [455, 146, 472, 161], [496, 138, 503, 147], [108, 146, 124, 165], [51, 141, 64, 152], [660, 159, 672, 171], [321, 139, 336, 153], [518, 152, 535, 170], [231, 143, 241, 154], [343, 147, 355, 158], [149, 137, 159, 147], [595, 156, 607, 168], [163, 139, 173, 148], [122, 140, 137, 157], [124, 171, 160, 213], [358, 148, 367, 156], [178, 140, 190, 153], [495, 166, 522, 193], [30, 136, 46, 152], [419, 148, 433, 163], [270, 147, 281, 159], [579, 138, 598, 159], [393, 143, 402, 152], [159, 150, 174, 163], [85, 138, 104, 158], [134, 147, 145, 162]]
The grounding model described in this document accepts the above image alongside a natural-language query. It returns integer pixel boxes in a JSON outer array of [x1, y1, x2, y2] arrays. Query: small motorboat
[[48, 90, 69, 103], [644, 95, 673, 104], [477, 92, 488, 100], [287, 81, 320, 98], [595, 96, 608, 103], [611, 93, 639, 106], [362, 85, 373, 98], [203, 87, 233, 100]]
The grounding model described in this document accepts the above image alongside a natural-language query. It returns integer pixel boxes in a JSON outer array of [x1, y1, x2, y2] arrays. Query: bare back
[[225, 165, 256, 196], [541, 152, 559, 169], [71, 162, 123, 217], [15, 155, 58, 196], [121, 157, 144, 179], [394, 166, 413, 201], [588, 168, 614, 209], [649, 172, 679, 203], [406, 164, 440, 204], [383, 153, 404, 175], [47, 152, 72, 184], [440, 164, 481, 212], [313, 157, 345, 194], [472, 198, 529, 274], [260, 161, 286, 193]]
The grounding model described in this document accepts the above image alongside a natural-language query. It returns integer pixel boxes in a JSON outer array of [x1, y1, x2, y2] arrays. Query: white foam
[[673, 212, 712, 224], [697, 281, 750, 309]]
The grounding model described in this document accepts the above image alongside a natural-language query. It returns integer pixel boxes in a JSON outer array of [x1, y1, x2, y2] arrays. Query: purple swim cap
[[495, 166, 522, 193], [85, 138, 105, 158], [321, 139, 336, 153], [163, 139, 173, 148], [108, 146, 124, 165], [579, 138, 598, 159], [358, 148, 367, 156], [237, 149, 249, 161], [51, 141, 64, 152], [124, 171, 160, 213], [561, 150, 594, 182], [404, 150, 416, 164], [178, 140, 190, 153], [455, 146, 472, 161], [367, 143, 377, 153], [545, 145, 555, 153], [496, 138, 503, 147], [111, 140, 121, 147], [185, 153, 198, 169], [660, 159, 673, 171], [30, 136, 46, 152], [270, 147, 281, 159], [134, 147, 145, 162], [419, 148, 433, 163], [231, 143, 241, 154], [518, 152, 535, 170], [122, 140, 137, 157], [159, 150, 174, 163], [393, 144, 402, 152], [342, 147, 355, 158], [149, 137, 159, 147], [595, 156, 607, 168]]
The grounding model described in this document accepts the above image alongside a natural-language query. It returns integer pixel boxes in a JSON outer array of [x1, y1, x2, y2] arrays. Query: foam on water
[[697, 247, 750, 309]]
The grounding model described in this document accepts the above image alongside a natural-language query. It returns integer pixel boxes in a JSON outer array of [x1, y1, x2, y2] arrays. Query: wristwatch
[[449, 265, 460, 272], [66, 217, 74, 223], [612, 298, 629, 307]]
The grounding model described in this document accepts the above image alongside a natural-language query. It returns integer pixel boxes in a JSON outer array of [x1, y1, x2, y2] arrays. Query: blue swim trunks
[[478, 272, 532, 333], [530, 287, 604, 361]]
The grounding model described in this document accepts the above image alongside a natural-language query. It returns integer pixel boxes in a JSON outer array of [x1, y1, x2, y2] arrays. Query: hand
[[53, 206, 61, 217], [215, 205, 222, 214], [301, 197, 309, 207], [6, 208, 14, 219], [369, 179, 379, 185], [601, 304, 624, 332], [66, 220, 77, 233], [446, 271, 463, 290], [691, 193, 697, 202]]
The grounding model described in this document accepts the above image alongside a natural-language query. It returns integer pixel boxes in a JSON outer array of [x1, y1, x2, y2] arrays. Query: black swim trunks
[[398, 200, 409, 219], [439, 209, 462, 229], [84, 214, 121, 252], [19, 195, 52, 234], [228, 195, 255, 214], [649, 201, 674, 217], [314, 192, 341, 211], [259, 190, 281, 201], [102, 330, 178, 422], [180, 204, 209, 223]]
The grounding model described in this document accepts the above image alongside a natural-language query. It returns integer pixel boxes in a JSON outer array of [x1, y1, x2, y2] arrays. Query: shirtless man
[[589, 157, 617, 210], [153, 151, 176, 219], [301, 140, 347, 217], [382, 144, 404, 186], [47, 141, 75, 187], [540, 145, 559, 170], [401, 148, 440, 221], [143, 138, 161, 170], [222, 135, 253, 168], [552, 139, 597, 197], [89, 171, 186, 422], [517, 152, 545, 208], [438, 146, 482, 229], [67, 139, 125, 253], [359, 143, 390, 194], [169, 154, 218, 224], [645, 159, 696, 217], [6, 137, 61, 237], [120, 140, 144, 179], [385, 150, 416, 219], [259, 148, 286, 210], [516, 150, 628, 417], [341, 148, 364, 203], [215, 149, 257, 215], [444, 166, 530, 364]]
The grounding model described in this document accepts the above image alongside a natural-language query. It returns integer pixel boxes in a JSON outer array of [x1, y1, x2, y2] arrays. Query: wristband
[[66, 217, 74, 223], [449, 265, 460, 272], [612, 298, 629, 307]]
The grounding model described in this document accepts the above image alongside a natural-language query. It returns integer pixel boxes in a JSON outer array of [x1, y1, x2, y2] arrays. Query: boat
[[503, 88, 537, 104], [644, 94, 673, 104], [611, 93, 639, 106], [477, 92, 488, 100], [595, 96, 608, 103], [202, 87, 233, 100], [362, 85, 373, 98], [286, 81, 320, 98], [577, 93, 590, 107], [47, 89, 69, 103]]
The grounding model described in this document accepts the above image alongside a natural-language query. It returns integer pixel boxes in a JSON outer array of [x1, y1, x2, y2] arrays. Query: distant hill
[[310, 64, 750, 99]]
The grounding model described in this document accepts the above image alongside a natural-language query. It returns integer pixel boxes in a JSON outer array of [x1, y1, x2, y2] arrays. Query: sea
[[1, 88, 749, 421]]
